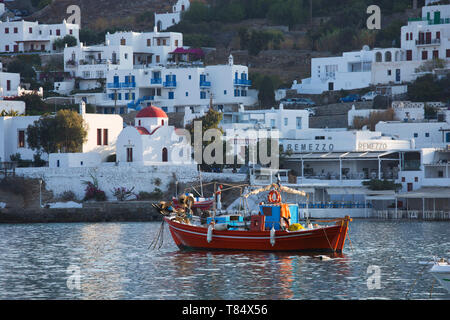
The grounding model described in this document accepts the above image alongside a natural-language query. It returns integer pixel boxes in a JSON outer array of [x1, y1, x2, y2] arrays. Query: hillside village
[[0, 0, 450, 220]]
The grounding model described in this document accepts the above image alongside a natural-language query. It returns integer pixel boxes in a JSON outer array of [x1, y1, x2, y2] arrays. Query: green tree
[[407, 74, 444, 102], [182, 1, 211, 22], [55, 110, 88, 153], [258, 76, 275, 108], [7, 60, 36, 80], [26, 114, 58, 156], [185, 108, 223, 144], [53, 35, 78, 50], [26, 110, 88, 156], [16, 94, 47, 115]]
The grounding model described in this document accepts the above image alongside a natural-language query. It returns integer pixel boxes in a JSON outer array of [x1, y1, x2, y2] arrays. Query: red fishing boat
[[164, 216, 351, 252], [157, 184, 352, 253]]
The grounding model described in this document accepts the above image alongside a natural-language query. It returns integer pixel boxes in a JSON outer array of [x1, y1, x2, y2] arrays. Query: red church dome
[[136, 105, 168, 118]]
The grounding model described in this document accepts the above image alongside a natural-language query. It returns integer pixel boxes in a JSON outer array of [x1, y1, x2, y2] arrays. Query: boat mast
[[199, 170, 204, 197]]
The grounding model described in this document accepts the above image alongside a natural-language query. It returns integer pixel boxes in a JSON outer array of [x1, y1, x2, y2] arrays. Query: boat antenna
[[199, 169, 204, 197]]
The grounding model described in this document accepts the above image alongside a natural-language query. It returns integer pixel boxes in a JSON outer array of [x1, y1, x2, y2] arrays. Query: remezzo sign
[[357, 142, 388, 151], [285, 143, 335, 152]]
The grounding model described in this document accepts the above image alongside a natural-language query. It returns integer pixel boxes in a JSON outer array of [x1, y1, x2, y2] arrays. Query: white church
[[116, 105, 193, 166]]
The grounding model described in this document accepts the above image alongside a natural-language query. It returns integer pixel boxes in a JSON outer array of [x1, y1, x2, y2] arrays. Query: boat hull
[[165, 217, 350, 252], [430, 265, 450, 293]]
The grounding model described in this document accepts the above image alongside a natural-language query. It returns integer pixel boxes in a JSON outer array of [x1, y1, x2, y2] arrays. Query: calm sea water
[[0, 220, 448, 300]]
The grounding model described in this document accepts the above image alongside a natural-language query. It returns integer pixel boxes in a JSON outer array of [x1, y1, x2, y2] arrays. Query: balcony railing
[[200, 80, 211, 88], [416, 38, 441, 46], [151, 78, 162, 85], [120, 82, 136, 89], [163, 81, 177, 88], [107, 83, 120, 89], [107, 82, 136, 89], [234, 79, 252, 86], [408, 17, 450, 25]]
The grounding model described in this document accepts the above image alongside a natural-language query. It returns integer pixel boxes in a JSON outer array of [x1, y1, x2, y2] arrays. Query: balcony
[[234, 79, 252, 86], [107, 83, 121, 89], [120, 82, 136, 89], [107, 82, 136, 89], [416, 38, 441, 46], [150, 78, 162, 85], [163, 81, 177, 88], [199, 80, 211, 88], [142, 96, 155, 101]]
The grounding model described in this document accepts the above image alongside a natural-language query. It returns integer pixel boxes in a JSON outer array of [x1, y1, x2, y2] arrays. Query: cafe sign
[[357, 141, 388, 151], [285, 143, 335, 152]]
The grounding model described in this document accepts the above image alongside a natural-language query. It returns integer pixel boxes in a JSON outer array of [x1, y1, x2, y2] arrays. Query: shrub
[[352, 108, 396, 131], [60, 191, 77, 202], [363, 179, 402, 191], [137, 188, 163, 201], [82, 173, 106, 201], [33, 153, 47, 167], [112, 187, 135, 201]]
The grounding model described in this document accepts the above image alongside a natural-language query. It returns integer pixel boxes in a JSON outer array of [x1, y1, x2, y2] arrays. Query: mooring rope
[[149, 220, 165, 250], [405, 263, 430, 299], [322, 228, 335, 253]]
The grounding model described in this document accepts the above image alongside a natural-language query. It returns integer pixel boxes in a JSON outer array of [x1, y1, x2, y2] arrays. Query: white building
[[116, 105, 192, 165], [0, 62, 20, 98], [155, 0, 190, 31], [63, 42, 134, 92], [102, 55, 256, 114], [375, 109, 450, 149], [0, 103, 123, 164], [0, 2, 5, 18], [0, 19, 80, 53], [220, 103, 309, 138], [347, 101, 446, 127], [105, 28, 183, 66], [294, 3, 450, 93], [292, 47, 399, 94], [372, 4, 450, 85]]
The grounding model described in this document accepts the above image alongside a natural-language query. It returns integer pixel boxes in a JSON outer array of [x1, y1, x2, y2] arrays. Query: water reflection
[[0, 221, 448, 300], [78, 223, 124, 299], [164, 250, 351, 300]]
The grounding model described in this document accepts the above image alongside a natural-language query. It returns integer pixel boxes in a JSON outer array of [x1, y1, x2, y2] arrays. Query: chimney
[[79, 101, 86, 115]]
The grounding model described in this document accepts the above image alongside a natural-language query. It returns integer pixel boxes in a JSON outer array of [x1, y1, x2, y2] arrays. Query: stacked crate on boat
[[259, 204, 299, 230]]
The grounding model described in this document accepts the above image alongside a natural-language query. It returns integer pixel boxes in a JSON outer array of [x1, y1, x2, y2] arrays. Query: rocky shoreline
[[0, 201, 161, 224]]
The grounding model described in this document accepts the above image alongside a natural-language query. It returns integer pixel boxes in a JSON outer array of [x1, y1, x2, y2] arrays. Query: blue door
[[446, 132, 450, 143], [396, 69, 401, 82]]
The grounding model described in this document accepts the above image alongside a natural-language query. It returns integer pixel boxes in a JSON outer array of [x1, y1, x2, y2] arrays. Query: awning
[[287, 151, 398, 161], [397, 187, 450, 199], [365, 195, 397, 200], [365, 190, 397, 200], [327, 187, 368, 195]]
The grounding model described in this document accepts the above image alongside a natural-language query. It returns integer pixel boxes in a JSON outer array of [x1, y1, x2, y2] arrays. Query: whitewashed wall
[[16, 165, 247, 200]]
